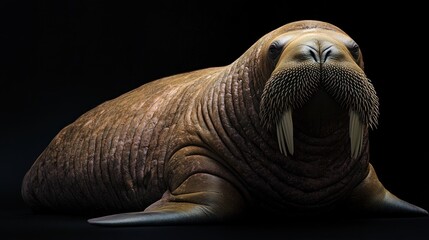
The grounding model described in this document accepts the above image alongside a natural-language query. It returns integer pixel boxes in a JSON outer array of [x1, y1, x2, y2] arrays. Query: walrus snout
[[260, 32, 379, 158]]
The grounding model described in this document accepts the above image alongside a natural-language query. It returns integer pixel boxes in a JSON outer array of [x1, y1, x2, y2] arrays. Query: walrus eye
[[268, 41, 284, 61], [348, 43, 360, 60]]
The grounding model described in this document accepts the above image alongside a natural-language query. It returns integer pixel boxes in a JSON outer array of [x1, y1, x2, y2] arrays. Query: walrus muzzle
[[260, 45, 379, 159]]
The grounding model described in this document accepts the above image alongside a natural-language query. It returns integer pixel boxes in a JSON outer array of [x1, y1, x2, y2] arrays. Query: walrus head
[[260, 20, 379, 159]]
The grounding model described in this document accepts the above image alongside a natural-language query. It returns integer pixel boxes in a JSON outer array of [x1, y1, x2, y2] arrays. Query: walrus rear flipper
[[345, 164, 428, 217]]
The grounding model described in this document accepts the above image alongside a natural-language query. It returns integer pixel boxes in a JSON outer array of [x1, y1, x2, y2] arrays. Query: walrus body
[[22, 20, 427, 226]]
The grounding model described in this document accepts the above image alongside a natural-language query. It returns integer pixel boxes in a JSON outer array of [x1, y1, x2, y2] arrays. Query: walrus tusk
[[349, 110, 364, 159], [277, 109, 294, 156]]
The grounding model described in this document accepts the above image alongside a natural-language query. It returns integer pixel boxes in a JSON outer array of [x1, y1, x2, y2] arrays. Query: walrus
[[22, 20, 427, 226]]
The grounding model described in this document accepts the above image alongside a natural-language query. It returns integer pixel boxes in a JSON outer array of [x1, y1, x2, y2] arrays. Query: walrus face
[[260, 28, 379, 159]]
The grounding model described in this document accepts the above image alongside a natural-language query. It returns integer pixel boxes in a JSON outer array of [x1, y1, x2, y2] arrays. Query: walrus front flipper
[[345, 164, 428, 217], [88, 173, 245, 226], [87, 201, 218, 226]]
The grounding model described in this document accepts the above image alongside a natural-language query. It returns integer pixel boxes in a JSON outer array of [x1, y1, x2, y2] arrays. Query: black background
[[1, 1, 428, 239]]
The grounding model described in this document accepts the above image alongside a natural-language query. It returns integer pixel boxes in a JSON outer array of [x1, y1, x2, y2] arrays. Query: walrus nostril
[[322, 49, 332, 63], [307, 47, 320, 62], [320, 45, 333, 63]]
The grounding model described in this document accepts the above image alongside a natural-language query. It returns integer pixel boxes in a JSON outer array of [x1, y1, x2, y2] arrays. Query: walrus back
[[21, 68, 221, 214]]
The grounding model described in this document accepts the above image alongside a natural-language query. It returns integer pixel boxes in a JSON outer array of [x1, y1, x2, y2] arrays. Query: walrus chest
[[243, 151, 369, 211], [220, 122, 370, 211]]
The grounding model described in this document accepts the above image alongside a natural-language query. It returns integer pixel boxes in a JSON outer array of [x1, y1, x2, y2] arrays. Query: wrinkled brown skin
[[22, 20, 427, 226]]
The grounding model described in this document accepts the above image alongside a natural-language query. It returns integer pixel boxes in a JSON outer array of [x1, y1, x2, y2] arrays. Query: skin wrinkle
[[119, 102, 143, 209], [202, 64, 260, 203], [120, 86, 171, 210], [283, 135, 366, 201], [216, 71, 258, 182], [70, 122, 91, 208], [216, 68, 261, 191], [139, 89, 170, 205], [200, 80, 217, 141], [134, 74, 207, 206], [40, 130, 60, 209], [217, 61, 288, 205], [58, 126, 80, 209], [103, 107, 125, 210], [35, 155, 51, 208], [153, 103, 173, 192], [161, 83, 198, 177], [156, 106, 177, 192], [41, 136, 58, 209], [87, 117, 106, 209], [318, 152, 370, 204], [195, 95, 209, 132], [128, 100, 159, 209], [116, 100, 142, 206], [189, 119, 224, 166], [62, 124, 81, 208], [297, 152, 358, 202], [37, 155, 50, 208], [210, 73, 242, 162], [219, 71, 247, 160], [126, 115, 141, 205], [135, 94, 163, 206], [167, 89, 207, 165], [193, 95, 213, 147], [117, 109, 139, 209], [286, 147, 367, 205], [81, 119, 97, 209], [97, 109, 112, 209], [243, 65, 263, 131], [146, 96, 171, 197], [46, 127, 67, 207], [124, 92, 164, 208], [293, 127, 347, 165], [108, 110, 129, 210], [178, 71, 248, 206], [154, 85, 192, 194], [144, 120, 160, 200], [231, 63, 264, 154], [44, 141, 60, 209], [96, 96, 130, 209], [93, 112, 110, 211], [87, 121, 101, 209], [75, 123, 89, 209], [278, 125, 347, 199], [251, 45, 268, 100], [238, 66, 258, 140], [241, 66, 272, 154], [128, 106, 146, 185]]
